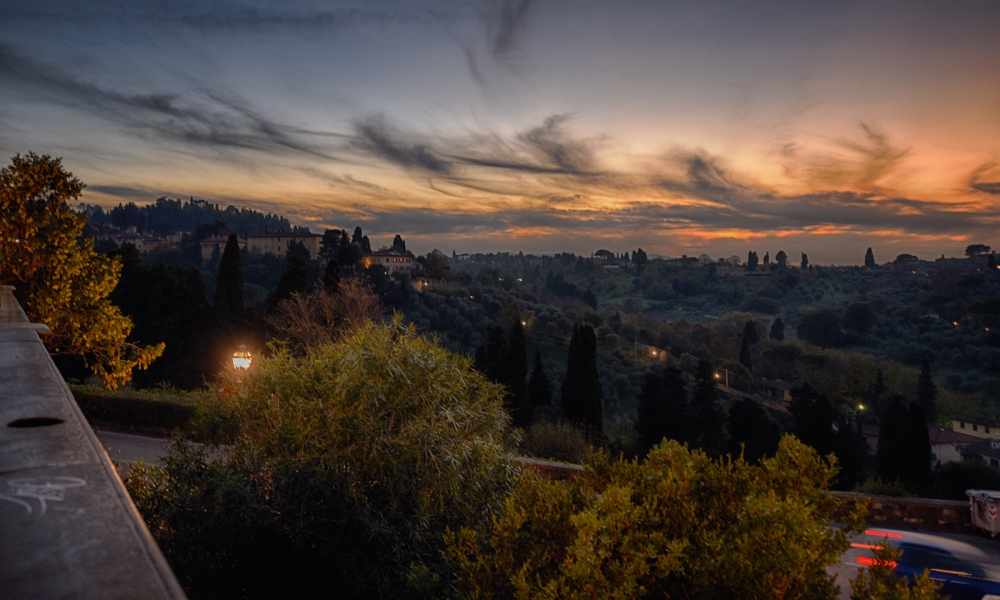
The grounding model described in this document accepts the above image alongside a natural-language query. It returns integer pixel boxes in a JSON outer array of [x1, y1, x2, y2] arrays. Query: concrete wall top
[[0, 295, 186, 599]]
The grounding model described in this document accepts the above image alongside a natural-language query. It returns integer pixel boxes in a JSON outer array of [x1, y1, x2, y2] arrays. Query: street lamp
[[232, 344, 252, 370]]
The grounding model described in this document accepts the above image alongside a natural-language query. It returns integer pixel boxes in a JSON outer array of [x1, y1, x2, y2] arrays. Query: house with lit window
[[363, 249, 417, 274]]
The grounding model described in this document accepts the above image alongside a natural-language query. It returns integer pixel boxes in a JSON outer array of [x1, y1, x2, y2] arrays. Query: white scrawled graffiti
[[0, 476, 87, 515]]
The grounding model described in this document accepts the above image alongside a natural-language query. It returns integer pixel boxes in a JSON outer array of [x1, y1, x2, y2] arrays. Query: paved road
[[96, 430, 172, 467]]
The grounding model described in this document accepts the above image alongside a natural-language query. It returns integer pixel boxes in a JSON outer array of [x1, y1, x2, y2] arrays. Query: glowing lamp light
[[953, 321, 959, 326], [232, 344, 252, 370], [714, 373, 720, 379], [858, 404, 865, 411], [521, 321, 527, 326]]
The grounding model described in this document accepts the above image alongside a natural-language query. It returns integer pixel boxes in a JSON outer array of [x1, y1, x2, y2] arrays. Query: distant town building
[[757, 378, 794, 402], [246, 231, 322, 258], [116, 234, 172, 254], [200, 236, 246, 260], [929, 426, 978, 467], [962, 439, 1000, 469], [363, 248, 417, 274], [952, 415, 1000, 439]]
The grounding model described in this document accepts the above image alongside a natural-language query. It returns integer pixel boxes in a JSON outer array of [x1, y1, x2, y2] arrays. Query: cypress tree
[[788, 383, 834, 457], [876, 394, 908, 483], [832, 418, 866, 490], [636, 365, 690, 456], [269, 255, 308, 311], [726, 397, 780, 463], [528, 351, 552, 407], [474, 326, 507, 384], [506, 320, 532, 427], [691, 359, 726, 455], [561, 324, 603, 434], [917, 357, 937, 423], [322, 259, 341, 293], [769, 317, 785, 341], [213, 233, 244, 322], [865, 247, 876, 269], [801, 253, 809, 270], [902, 402, 932, 484]]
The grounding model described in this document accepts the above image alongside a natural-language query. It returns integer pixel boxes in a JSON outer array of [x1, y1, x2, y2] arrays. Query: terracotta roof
[[369, 249, 415, 258], [962, 439, 1000, 460], [928, 426, 979, 445]]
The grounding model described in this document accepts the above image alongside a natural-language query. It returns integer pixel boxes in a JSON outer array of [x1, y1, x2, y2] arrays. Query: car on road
[[854, 529, 1000, 600]]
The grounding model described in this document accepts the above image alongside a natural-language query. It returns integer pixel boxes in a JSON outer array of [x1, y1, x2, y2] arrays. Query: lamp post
[[232, 344, 252, 371]]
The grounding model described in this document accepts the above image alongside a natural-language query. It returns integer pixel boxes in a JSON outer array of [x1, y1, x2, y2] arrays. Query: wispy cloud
[[0, 43, 342, 159]]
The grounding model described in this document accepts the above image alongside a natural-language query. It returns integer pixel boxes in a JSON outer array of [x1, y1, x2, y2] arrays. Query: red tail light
[[857, 556, 897, 568], [864, 529, 902, 539]]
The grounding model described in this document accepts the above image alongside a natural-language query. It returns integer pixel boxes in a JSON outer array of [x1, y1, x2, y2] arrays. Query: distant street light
[[232, 344, 252, 370]]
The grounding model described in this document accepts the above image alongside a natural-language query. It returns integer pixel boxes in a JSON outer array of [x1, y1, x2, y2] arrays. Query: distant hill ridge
[[78, 197, 303, 237]]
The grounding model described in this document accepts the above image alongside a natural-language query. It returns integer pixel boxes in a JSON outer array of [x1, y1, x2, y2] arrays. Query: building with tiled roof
[[928, 426, 979, 467], [200, 236, 246, 260], [246, 231, 321, 258], [363, 248, 416, 274]]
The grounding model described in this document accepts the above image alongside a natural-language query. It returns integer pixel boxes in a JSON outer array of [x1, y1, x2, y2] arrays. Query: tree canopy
[[0, 152, 162, 387]]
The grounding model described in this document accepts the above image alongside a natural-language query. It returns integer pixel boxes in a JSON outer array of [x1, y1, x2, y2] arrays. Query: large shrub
[[127, 318, 518, 599], [447, 436, 867, 600]]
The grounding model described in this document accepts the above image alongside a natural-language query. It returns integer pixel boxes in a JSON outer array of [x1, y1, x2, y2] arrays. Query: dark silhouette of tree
[[775, 250, 787, 267], [966, 244, 991, 257], [877, 395, 931, 486], [286, 240, 311, 261], [214, 234, 244, 323], [322, 259, 340, 293], [392, 234, 406, 252], [352, 226, 364, 245], [989, 254, 999, 271], [743, 320, 759, 344], [726, 397, 780, 463], [632, 248, 648, 273], [832, 419, 866, 490], [769, 317, 785, 341], [636, 365, 690, 456], [747, 250, 758, 271], [474, 325, 508, 382], [561, 324, 603, 434], [319, 229, 342, 260], [864, 247, 876, 269], [361, 235, 372, 254], [800, 253, 809, 270], [506, 320, 531, 427], [528, 351, 552, 407], [691, 359, 726, 455], [421, 250, 450, 280], [269, 255, 308, 311], [795, 309, 842, 348], [917, 357, 937, 424], [763, 251, 770, 266], [788, 383, 834, 457], [842, 302, 877, 334], [739, 337, 753, 372]]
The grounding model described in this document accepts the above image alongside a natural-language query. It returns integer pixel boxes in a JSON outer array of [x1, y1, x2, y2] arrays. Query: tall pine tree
[[213, 233, 244, 323], [268, 255, 308, 312], [788, 383, 834, 457], [561, 324, 603, 435], [864, 247, 876, 269]]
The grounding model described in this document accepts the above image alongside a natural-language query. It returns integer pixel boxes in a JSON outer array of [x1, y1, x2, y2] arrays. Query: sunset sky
[[3, 0, 999, 263]]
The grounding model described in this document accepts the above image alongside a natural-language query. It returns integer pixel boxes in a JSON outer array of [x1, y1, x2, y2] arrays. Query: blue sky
[[3, 0, 999, 263]]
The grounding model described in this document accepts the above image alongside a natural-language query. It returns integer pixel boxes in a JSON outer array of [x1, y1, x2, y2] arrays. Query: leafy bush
[[447, 436, 867, 600], [127, 318, 517, 599], [519, 419, 590, 464], [70, 383, 198, 434], [924, 461, 1000, 500], [854, 478, 914, 497]]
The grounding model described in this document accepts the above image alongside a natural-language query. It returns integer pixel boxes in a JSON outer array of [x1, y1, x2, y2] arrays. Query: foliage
[[518, 419, 590, 464], [797, 309, 843, 348], [213, 233, 244, 323], [854, 478, 914, 497], [507, 319, 532, 427], [321, 258, 340, 292], [770, 316, 785, 341], [726, 397, 781, 463], [528, 351, 552, 407], [789, 383, 835, 456], [924, 461, 1000, 500], [0, 152, 163, 388], [691, 359, 726, 455], [447, 436, 866, 600], [109, 245, 215, 389], [267, 254, 308, 311], [635, 365, 690, 456], [561, 324, 603, 435], [82, 196, 292, 236], [266, 279, 384, 354], [877, 396, 931, 486], [70, 383, 199, 435], [849, 541, 943, 600], [916, 358, 937, 423], [127, 318, 518, 599]]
